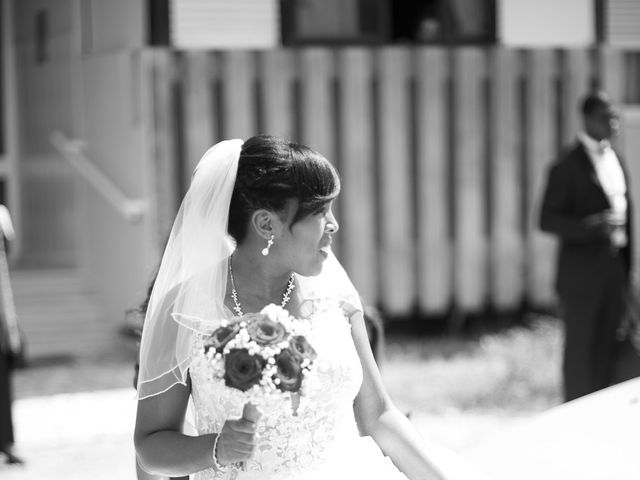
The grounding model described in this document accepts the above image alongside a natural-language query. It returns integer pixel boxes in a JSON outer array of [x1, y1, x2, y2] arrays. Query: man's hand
[[583, 210, 625, 232]]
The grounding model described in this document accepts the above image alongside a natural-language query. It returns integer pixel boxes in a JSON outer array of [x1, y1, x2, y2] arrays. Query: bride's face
[[274, 201, 339, 276]]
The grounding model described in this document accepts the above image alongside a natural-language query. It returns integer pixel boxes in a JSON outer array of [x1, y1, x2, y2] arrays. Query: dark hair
[[131, 275, 155, 389], [228, 135, 341, 243], [580, 90, 611, 117]]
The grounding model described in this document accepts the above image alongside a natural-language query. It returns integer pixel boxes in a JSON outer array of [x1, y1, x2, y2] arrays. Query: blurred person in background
[[539, 91, 636, 402], [0, 204, 24, 465]]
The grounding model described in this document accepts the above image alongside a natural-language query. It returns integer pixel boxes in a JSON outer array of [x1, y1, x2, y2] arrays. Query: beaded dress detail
[[189, 295, 406, 480]]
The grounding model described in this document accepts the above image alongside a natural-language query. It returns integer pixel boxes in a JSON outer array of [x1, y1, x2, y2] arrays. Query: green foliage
[[383, 316, 563, 414]]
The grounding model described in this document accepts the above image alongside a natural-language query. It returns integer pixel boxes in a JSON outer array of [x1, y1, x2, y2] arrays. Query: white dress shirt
[[0, 204, 15, 241], [578, 132, 628, 247]]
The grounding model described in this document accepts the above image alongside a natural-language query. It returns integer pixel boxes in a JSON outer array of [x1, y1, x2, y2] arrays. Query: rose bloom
[[289, 335, 317, 363], [224, 349, 266, 392], [273, 349, 303, 392], [205, 324, 241, 354], [247, 316, 287, 346]]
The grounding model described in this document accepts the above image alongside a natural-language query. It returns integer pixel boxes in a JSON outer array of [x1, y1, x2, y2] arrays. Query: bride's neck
[[229, 246, 292, 303]]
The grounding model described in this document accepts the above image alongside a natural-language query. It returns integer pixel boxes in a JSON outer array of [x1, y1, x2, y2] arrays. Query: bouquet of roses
[[203, 304, 317, 414]]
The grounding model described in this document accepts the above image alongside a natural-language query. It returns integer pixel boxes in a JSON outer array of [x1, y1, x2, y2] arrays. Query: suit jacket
[[539, 141, 634, 298]]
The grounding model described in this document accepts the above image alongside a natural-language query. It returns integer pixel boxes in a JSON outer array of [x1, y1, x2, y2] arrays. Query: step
[[7, 268, 122, 360], [24, 330, 126, 358], [16, 304, 104, 318], [10, 268, 91, 283]]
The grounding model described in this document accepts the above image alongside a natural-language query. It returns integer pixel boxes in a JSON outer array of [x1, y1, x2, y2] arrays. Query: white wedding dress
[[188, 295, 407, 480]]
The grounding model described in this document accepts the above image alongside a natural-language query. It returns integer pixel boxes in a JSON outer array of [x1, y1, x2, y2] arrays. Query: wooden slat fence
[[145, 46, 635, 319]]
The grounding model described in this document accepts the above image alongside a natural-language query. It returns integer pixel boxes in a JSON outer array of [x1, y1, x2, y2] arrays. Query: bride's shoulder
[[294, 296, 359, 331], [295, 276, 361, 320]]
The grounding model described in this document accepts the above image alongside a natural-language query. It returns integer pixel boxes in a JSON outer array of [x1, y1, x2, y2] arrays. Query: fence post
[[183, 52, 217, 185], [621, 107, 640, 276], [489, 47, 524, 311], [452, 47, 489, 313], [561, 49, 590, 145], [221, 51, 257, 139], [336, 48, 377, 302], [415, 47, 452, 315], [377, 47, 415, 316], [298, 49, 340, 254], [259, 49, 295, 139], [298, 48, 336, 161], [144, 49, 180, 245], [525, 50, 557, 308], [598, 48, 625, 105]]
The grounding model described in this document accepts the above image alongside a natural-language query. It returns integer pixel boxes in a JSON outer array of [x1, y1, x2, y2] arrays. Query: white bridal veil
[[137, 139, 242, 399], [136, 138, 362, 400]]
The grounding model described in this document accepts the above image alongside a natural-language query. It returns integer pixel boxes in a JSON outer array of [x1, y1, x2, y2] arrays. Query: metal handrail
[[50, 131, 147, 224]]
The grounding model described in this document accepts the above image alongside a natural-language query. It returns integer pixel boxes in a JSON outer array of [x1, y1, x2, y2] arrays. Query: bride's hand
[[216, 403, 262, 466]]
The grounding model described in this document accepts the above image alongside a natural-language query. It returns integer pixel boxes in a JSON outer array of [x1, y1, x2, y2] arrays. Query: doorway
[[0, 0, 22, 262]]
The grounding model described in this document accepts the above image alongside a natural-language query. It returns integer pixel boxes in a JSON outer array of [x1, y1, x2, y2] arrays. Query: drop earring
[[261, 234, 275, 256]]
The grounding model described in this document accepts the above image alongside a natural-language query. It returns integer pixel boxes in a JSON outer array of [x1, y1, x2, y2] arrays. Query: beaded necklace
[[228, 257, 295, 316]]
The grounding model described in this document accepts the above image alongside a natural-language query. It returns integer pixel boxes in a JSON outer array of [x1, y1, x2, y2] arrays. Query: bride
[[134, 136, 448, 479]]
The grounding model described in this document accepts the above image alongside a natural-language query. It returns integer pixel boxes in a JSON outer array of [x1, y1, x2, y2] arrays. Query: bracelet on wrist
[[212, 434, 227, 472]]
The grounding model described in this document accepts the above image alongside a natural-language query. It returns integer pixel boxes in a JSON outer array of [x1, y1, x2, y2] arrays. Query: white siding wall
[[170, 0, 279, 49], [498, 0, 594, 47], [607, 0, 640, 47], [80, 0, 145, 53]]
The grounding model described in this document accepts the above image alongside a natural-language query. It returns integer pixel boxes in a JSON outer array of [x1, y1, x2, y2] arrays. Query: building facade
[[1, 0, 639, 356]]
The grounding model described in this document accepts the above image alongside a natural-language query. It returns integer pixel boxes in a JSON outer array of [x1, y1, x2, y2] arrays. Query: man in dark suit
[[540, 91, 634, 402]]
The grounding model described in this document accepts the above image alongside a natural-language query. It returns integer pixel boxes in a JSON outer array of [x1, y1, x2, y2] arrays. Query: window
[[281, 0, 389, 44], [281, 0, 496, 45], [148, 0, 170, 46], [392, 0, 496, 44]]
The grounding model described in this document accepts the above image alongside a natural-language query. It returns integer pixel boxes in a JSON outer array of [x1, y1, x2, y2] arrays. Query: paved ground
[[5, 382, 637, 480], [0, 388, 524, 479], [466, 378, 640, 480], [1, 389, 138, 479], [2, 333, 532, 479]]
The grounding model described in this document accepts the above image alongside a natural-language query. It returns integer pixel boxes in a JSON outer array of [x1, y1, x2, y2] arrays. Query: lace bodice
[[189, 297, 363, 480]]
